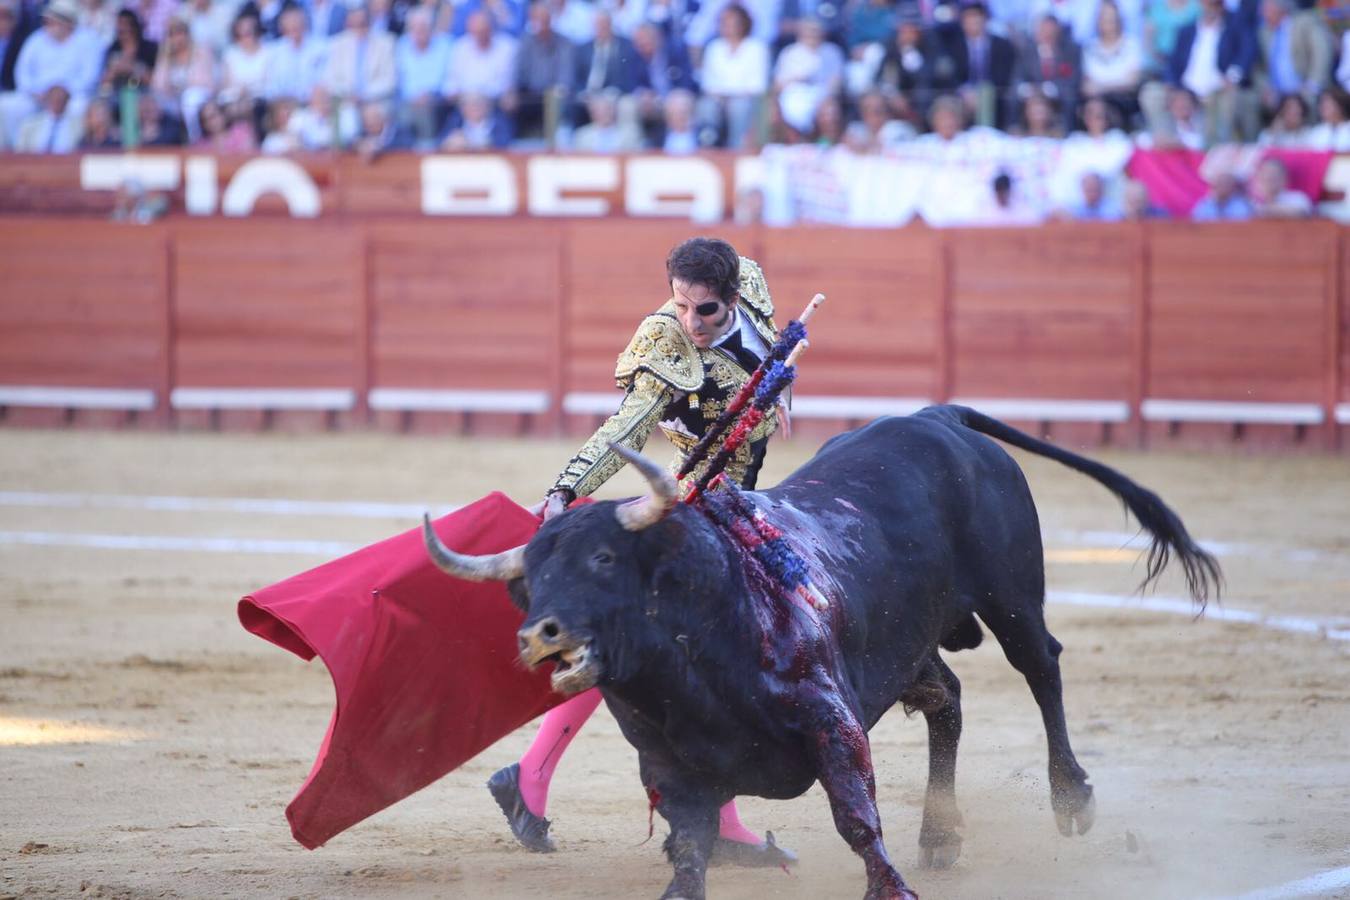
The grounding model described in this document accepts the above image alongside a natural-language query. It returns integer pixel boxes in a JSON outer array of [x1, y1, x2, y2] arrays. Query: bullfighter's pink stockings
[[517, 687, 764, 845]]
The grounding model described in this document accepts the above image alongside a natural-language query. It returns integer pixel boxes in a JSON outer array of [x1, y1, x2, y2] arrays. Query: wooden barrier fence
[[0, 217, 1344, 451]]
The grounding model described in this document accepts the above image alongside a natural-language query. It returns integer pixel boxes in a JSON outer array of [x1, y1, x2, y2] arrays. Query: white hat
[[43, 0, 81, 23]]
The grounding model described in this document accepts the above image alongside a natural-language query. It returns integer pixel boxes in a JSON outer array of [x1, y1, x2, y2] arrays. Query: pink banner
[[1128, 148, 1334, 217]]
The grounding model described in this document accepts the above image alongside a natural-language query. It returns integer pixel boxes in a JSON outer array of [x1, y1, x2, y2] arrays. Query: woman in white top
[[1257, 93, 1309, 147], [696, 3, 769, 148], [1082, 1, 1144, 123], [1304, 89, 1350, 151], [221, 12, 267, 102], [151, 15, 219, 141]]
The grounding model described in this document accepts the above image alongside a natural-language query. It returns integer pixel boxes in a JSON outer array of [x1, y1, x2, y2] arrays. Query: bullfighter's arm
[[550, 371, 674, 499]]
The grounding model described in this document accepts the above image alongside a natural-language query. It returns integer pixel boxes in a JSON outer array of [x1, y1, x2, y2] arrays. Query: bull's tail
[[937, 404, 1223, 610]]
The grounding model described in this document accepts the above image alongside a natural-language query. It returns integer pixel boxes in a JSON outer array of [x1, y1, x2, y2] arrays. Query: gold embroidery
[[614, 314, 703, 393], [552, 371, 673, 498]]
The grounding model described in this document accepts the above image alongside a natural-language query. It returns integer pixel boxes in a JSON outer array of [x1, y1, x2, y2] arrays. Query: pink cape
[[238, 492, 562, 849]]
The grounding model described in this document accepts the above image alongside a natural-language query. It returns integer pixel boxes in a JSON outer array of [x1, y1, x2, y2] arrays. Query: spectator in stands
[[307, 0, 348, 40], [1013, 13, 1081, 133], [367, 0, 402, 37], [1016, 85, 1062, 135], [940, 0, 1015, 128], [1338, 31, 1350, 95], [129, 0, 175, 43], [1145, 0, 1200, 73], [1065, 171, 1124, 220], [194, 96, 257, 151], [77, 0, 116, 45], [1257, 91, 1308, 145], [1121, 177, 1168, 218], [1193, 171, 1252, 222], [354, 98, 406, 159], [1249, 155, 1311, 217], [696, 2, 769, 149], [221, 11, 267, 105], [1305, 87, 1350, 150], [444, 0, 525, 39], [857, 87, 917, 147], [773, 17, 844, 137], [445, 9, 517, 112], [440, 89, 511, 147], [570, 86, 642, 149], [503, 0, 574, 141], [77, 96, 118, 147], [0, 0, 29, 95], [575, 10, 637, 99], [1057, 98, 1134, 207], [151, 15, 217, 142], [263, 6, 325, 102], [875, 7, 936, 116], [659, 86, 699, 152], [3, 0, 98, 151], [549, 0, 599, 46], [1254, 0, 1331, 119], [849, 0, 898, 47], [324, 4, 397, 108], [182, 0, 234, 54], [291, 84, 359, 148], [13, 82, 76, 149], [914, 92, 968, 147], [1149, 0, 1257, 145], [99, 8, 156, 95], [1028, 0, 1098, 46], [630, 21, 695, 142], [969, 170, 1044, 224], [136, 85, 181, 143], [811, 92, 846, 145], [253, 0, 288, 39], [1082, 0, 1145, 123], [258, 96, 299, 151], [1191, 168, 1253, 219], [684, 0, 781, 62], [396, 7, 450, 148]]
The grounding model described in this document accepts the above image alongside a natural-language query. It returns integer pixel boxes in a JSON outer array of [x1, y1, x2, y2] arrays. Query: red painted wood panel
[[369, 220, 562, 391], [0, 220, 168, 390], [758, 226, 941, 399], [1148, 221, 1334, 403], [947, 224, 1138, 401], [172, 221, 365, 389]]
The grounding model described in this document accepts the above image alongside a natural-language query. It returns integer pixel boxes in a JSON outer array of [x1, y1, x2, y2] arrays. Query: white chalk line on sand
[[1227, 863, 1350, 900], [2, 492, 1344, 566], [0, 527, 1347, 643]]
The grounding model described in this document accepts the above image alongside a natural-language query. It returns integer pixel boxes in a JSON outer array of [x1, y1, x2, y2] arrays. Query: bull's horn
[[422, 514, 526, 581], [609, 442, 678, 531]]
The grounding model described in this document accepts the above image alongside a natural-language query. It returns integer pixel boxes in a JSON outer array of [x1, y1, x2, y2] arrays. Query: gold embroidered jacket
[[552, 257, 780, 499]]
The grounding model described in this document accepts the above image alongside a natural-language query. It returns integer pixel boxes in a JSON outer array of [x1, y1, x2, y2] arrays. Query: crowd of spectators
[[0, 0, 1345, 217]]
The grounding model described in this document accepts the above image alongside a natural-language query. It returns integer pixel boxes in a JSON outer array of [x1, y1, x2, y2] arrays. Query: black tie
[[719, 329, 762, 375]]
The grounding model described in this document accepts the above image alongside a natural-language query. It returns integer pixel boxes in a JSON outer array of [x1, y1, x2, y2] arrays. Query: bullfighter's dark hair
[[666, 237, 740, 304]]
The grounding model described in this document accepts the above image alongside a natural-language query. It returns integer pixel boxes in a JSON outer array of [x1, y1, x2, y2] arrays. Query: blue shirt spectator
[[1191, 171, 1253, 220], [396, 11, 450, 99]]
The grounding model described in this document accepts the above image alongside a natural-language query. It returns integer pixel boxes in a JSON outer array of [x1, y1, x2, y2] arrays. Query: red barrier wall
[[0, 217, 1342, 450]]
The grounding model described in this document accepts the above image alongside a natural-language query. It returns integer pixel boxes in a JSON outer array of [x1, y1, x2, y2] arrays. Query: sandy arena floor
[[1, 428, 1347, 900]]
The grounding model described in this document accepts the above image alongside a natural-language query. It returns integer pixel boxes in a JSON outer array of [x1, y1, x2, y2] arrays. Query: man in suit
[[1013, 13, 1080, 132], [936, 0, 1016, 126], [1254, 0, 1332, 113], [572, 8, 637, 125], [322, 4, 397, 105], [1161, 0, 1258, 143]]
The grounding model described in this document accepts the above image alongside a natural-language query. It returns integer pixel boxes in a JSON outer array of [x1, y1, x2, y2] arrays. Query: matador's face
[[671, 278, 738, 349]]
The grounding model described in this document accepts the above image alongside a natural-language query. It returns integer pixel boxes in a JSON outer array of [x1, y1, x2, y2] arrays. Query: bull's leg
[[808, 701, 918, 900], [980, 603, 1095, 837], [654, 790, 719, 900], [912, 658, 964, 869]]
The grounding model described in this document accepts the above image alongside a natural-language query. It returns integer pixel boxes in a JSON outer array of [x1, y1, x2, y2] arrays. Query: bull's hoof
[[864, 884, 919, 900], [1053, 784, 1096, 837], [486, 763, 556, 853], [659, 880, 705, 900], [709, 830, 798, 868], [919, 841, 961, 870]]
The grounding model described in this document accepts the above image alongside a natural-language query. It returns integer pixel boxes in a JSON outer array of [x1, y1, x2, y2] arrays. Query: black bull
[[424, 405, 1222, 900]]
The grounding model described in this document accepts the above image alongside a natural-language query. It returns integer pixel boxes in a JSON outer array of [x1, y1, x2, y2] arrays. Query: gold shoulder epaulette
[[614, 312, 704, 393], [738, 257, 775, 323]]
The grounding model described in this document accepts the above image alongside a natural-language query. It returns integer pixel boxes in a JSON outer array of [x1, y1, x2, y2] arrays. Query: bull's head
[[423, 445, 726, 696]]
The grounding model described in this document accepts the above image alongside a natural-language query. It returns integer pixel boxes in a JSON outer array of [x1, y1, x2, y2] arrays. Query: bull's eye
[[590, 549, 615, 568]]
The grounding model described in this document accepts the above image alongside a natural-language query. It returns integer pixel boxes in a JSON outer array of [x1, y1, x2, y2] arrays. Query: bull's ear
[[505, 577, 531, 612]]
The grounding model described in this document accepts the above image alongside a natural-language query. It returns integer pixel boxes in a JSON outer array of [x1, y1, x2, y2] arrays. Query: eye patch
[[694, 300, 721, 316]]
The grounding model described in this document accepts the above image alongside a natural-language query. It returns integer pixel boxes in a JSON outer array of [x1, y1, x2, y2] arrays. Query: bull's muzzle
[[517, 617, 598, 695]]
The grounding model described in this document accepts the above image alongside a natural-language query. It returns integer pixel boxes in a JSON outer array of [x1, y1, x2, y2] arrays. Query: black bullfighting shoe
[[486, 763, 556, 853], [709, 830, 799, 868]]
